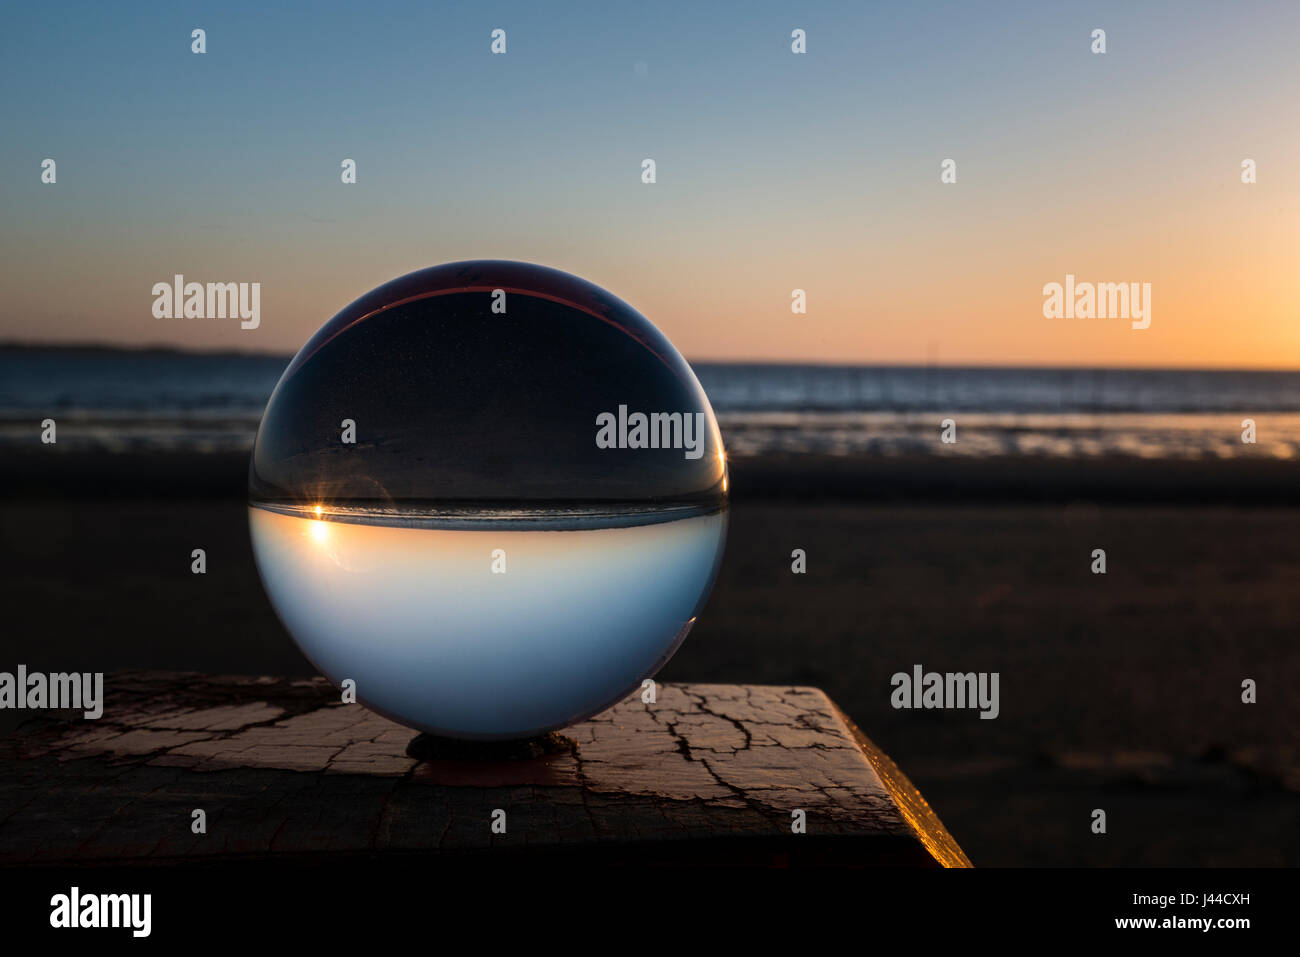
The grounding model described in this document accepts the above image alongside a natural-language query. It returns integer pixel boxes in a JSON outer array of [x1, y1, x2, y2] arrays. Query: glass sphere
[[249, 261, 728, 740]]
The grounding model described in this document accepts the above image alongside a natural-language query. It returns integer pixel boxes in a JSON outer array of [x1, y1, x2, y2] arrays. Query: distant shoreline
[[4, 341, 1300, 375], [0, 341, 293, 361]]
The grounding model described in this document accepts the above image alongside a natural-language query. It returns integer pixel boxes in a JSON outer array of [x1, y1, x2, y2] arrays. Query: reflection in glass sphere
[[249, 261, 728, 740]]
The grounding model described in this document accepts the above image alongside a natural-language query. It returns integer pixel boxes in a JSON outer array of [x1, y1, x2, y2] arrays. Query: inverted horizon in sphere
[[250, 506, 727, 738]]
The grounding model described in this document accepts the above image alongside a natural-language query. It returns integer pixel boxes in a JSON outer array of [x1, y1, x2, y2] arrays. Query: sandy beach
[[2, 450, 1297, 866]]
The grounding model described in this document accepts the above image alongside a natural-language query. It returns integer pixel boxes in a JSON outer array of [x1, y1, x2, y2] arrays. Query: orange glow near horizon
[[5, 5, 1296, 372]]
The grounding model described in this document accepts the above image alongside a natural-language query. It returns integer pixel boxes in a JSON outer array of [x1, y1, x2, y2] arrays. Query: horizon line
[[2, 340, 1299, 376]]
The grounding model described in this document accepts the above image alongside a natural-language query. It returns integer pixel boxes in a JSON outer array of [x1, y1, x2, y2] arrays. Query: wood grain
[[0, 672, 969, 867]]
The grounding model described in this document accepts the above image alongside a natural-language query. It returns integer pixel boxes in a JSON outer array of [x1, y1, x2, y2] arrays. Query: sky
[[1, 0, 1296, 368]]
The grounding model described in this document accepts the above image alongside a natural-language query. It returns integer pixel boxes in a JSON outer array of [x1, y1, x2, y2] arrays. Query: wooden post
[[0, 672, 969, 867]]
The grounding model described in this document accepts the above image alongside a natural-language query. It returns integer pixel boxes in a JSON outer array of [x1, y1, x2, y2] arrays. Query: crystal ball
[[249, 261, 728, 740]]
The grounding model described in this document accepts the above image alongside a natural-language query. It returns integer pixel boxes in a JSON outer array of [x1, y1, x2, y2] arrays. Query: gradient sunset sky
[[2, 0, 1296, 368]]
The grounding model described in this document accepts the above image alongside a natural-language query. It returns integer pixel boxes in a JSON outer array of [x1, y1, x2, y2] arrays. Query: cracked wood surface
[[0, 672, 969, 867]]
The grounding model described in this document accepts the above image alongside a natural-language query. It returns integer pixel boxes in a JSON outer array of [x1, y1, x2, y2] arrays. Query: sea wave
[[3, 350, 1299, 459]]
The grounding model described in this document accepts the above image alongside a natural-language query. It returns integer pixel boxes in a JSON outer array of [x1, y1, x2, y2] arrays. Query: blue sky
[[3, 1, 1296, 365]]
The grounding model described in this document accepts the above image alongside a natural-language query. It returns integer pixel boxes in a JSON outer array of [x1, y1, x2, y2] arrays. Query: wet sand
[[1, 451, 1297, 865]]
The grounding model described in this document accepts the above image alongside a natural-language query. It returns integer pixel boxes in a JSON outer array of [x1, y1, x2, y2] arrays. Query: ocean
[[3, 347, 1299, 460]]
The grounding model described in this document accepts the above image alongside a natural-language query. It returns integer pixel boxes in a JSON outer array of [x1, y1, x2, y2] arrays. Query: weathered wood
[[0, 672, 969, 867]]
